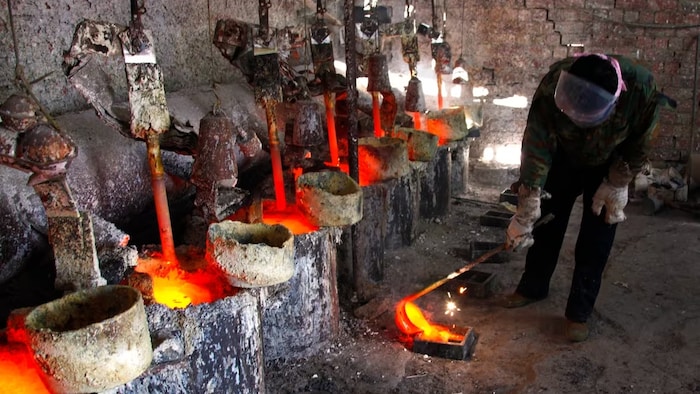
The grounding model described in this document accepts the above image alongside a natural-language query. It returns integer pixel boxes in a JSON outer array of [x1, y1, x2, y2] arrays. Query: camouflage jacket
[[519, 55, 663, 188]]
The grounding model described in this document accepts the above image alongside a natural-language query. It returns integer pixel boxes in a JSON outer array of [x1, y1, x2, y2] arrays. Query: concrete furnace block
[[262, 227, 341, 361]]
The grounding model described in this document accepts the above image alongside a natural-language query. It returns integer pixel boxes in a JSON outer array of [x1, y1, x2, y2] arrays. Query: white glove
[[591, 179, 628, 224], [506, 184, 541, 250], [506, 217, 535, 250]]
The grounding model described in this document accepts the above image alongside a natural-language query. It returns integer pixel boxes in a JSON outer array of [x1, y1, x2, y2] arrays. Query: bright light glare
[[482, 146, 495, 162], [450, 84, 462, 98], [482, 144, 521, 165], [473, 86, 489, 97], [495, 144, 522, 165], [334, 60, 347, 74], [493, 95, 529, 108]]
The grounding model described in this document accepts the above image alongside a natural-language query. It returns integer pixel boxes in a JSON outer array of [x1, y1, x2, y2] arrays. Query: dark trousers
[[515, 154, 617, 323]]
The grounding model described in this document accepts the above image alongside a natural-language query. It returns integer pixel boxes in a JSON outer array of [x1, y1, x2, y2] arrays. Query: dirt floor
[[264, 181, 700, 394]]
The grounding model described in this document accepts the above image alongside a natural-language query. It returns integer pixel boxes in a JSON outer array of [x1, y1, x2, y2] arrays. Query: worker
[[502, 53, 669, 342]]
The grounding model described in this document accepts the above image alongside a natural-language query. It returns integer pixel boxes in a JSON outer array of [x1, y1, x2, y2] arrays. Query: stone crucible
[[296, 170, 363, 227], [390, 127, 439, 162], [23, 285, 153, 394], [426, 106, 470, 144], [206, 221, 295, 288], [358, 136, 410, 185]]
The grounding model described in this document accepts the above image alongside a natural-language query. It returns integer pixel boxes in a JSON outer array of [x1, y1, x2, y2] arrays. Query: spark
[[444, 291, 461, 317]]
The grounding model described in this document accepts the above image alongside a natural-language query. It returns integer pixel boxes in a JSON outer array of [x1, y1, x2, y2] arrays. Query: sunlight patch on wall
[[481, 143, 521, 166], [493, 95, 528, 108]]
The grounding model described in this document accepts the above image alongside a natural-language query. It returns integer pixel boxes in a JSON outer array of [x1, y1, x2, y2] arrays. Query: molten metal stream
[[324, 92, 340, 167], [395, 243, 507, 338], [146, 134, 177, 263], [395, 214, 554, 338], [263, 97, 287, 211], [436, 73, 444, 109], [372, 91, 383, 137], [412, 112, 422, 130]]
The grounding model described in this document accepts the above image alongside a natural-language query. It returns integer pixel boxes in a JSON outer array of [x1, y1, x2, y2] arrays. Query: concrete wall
[[1, 0, 699, 162]]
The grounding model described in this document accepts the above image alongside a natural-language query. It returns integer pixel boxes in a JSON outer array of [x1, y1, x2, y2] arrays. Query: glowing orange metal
[[262, 200, 319, 235], [136, 250, 236, 309], [263, 97, 287, 211], [412, 112, 422, 130], [0, 343, 51, 393], [146, 134, 177, 264], [371, 91, 383, 137], [436, 74, 444, 110], [395, 300, 464, 343], [340, 146, 385, 186], [395, 243, 508, 341], [292, 167, 303, 184], [324, 92, 340, 167]]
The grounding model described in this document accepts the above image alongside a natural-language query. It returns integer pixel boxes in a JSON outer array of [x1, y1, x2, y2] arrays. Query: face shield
[[554, 70, 617, 128]]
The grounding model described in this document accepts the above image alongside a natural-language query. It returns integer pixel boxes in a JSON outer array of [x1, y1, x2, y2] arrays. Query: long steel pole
[[344, 0, 361, 295]]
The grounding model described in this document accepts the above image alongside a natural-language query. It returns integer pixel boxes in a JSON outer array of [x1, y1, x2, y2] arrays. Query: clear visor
[[554, 71, 617, 128]]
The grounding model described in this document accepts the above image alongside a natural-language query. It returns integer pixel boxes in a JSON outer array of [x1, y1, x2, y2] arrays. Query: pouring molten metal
[[395, 299, 464, 343], [135, 249, 236, 309], [262, 200, 319, 235]]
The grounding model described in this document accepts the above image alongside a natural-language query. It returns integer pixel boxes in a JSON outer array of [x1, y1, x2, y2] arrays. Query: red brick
[[675, 113, 692, 126], [623, 10, 640, 22], [549, 9, 593, 20], [615, 0, 653, 9], [615, 0, 679, 10], [555, 20, 589, 32], [654, 11, 686, 24], [585, 0, 615, 9], [554, 0, 586, 7], [519, 8, 549, 22], [526, 0, 555, 7], [667, 38, 686, 51], [653, 0, 681, 10], [638, 11, 656, 22]]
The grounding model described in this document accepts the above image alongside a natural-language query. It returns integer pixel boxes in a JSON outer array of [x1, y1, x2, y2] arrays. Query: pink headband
[[574, 53, 627, 99]]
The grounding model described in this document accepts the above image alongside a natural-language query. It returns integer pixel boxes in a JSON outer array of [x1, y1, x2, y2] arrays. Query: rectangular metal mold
[[499, 189, 518, 205], [468, 240, 510, 264], [451, 270, 496, 299], [479, 210, 513, 228], [412, 326, 476, 360]]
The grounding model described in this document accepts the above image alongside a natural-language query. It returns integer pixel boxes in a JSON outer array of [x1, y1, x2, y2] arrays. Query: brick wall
[[406, 0, 700, 163]]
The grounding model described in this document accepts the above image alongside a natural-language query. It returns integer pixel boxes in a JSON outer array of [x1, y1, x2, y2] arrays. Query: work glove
[[592, 159, 632, 224], [591, 180, 628, 224], [506, 184, 541, 251]]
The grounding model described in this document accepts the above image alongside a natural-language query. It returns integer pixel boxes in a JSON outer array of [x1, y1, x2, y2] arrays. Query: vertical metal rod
[[146, 134, 176, 263], [324, 92, 340, 167], [436, 72, 443, 109], [264, 98, 287, 210], [372, 91, 383, 137], [689, 35, 700, 185], [344, 0, 359, 183], [413, 112, 421, 130], [344, 0, 360, 296]]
